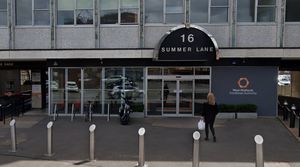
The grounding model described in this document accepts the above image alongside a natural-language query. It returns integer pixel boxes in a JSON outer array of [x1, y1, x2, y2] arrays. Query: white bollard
[[137, 127, 147, 167], [45, 121, 54, 156], [10, 119, 17, 152], [254, 135, 264, 167], [192, 131, 200, 167], [89, 124, 96, 161]]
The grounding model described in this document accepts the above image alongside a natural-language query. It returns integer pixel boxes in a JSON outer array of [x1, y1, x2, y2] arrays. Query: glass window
[[211, 0, 228, 6], [100, 0, 118, 24], [145, 0, 184, 24], [16, 0, 50, 25], [83, 68, 102, 114], [190, 0, 208, 23], [211, 7, 228, 23], [237, 0, 275, 22], [120, 0, 138, 24], [210, 0, 228, 23], [237, 0, 255, 22], [34, 0, 50, 25], [257, 7, 275, 22], [0, 0, 7, 26], [58, 0, 93, 25], [190, 0, 228, 23], [286, 0, 300, 22], [145, 0, 163, 23], [16, 0, 32, 25], [165, 0, 184, 23], [101, 0, 138, 24]]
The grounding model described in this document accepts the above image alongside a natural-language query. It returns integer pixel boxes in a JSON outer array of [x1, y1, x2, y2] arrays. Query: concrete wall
[[284, 24, 300, 47], [15, 27, 51, 49], [100, 26, 139, 48], [236, 25, 277, 47], [56, 27, 95, 48], [0, 28, 9, 49]]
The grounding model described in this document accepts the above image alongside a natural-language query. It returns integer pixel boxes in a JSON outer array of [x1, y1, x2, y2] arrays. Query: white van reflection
[[66, 81, 79, 92]]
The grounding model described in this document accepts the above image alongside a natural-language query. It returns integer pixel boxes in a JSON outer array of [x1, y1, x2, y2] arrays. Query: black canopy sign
[[154, 25, 219, 61]]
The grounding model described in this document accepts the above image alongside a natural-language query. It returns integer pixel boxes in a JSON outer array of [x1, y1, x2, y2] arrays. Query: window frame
[[100, 0, 139, 25], [57, 0, 95, 26], [188, 0, 229, 24], [144, 0, 185, 24], [0, 0, 8, 26], [15, 0, 50, 26], [237, 0, 276, 23]]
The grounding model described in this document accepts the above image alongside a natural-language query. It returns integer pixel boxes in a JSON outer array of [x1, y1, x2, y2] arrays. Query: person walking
[[202, 92, 219, 142]]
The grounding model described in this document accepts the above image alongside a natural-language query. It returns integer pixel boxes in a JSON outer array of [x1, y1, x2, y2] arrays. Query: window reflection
[[57, 0, 93, 25]]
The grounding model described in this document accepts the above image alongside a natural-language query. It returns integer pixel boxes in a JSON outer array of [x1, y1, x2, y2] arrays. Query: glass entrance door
[[163, 80, 193, 116]]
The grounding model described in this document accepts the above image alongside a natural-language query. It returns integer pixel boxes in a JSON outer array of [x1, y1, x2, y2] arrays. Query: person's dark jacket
[[202, 102, 219, 124]]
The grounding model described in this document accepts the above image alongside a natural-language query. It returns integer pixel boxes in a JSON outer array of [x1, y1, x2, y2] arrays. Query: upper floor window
[[237, 0, 276, 22], [190, 0, 228, 23], [57, 0, 93, 25], [145, 0, 184, 24], [100, 0, 139, 24], [0, 0, 7, 26], [16, 0, 50, 25], [286, 0, 300, 22]]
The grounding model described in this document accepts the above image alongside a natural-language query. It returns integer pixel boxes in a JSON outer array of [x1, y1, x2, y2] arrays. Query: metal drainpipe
[[50, 0, 56, 49], [8, 0, 15, 49], [139, 0, 144, 48]]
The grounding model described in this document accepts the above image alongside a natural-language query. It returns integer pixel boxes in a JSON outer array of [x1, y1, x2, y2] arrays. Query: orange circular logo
[[237, 77, 250, 89]]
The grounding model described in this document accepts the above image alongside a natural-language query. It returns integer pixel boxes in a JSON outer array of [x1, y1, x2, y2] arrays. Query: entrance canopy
[[154, 24, 220, 61]]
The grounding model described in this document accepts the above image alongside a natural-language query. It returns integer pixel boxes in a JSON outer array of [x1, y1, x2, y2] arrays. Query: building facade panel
[[100, 26, 139, 48], [200, 25, 230, 47], [236, 25, 277, 47], [144, 26, 175, 48], [15, 27, 51, 49], [0, 28, 9, 49], [56, 27, 95, 48], [284, 24, 300, 47]]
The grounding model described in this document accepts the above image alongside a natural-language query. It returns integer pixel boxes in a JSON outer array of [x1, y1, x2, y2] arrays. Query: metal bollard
[[89, 103, 92, 122], [192, 131, 200, 167], [45, 121, 54, 156], [89, 124, 96, 161], [254, 135, 264, 167], [137, 127, 147, 167], [10, 119, 17, 152], [283, 101, 288, 121], [107, 103, 110, 122], [53, 104, 57, 121], [71, 103, 74, 121]]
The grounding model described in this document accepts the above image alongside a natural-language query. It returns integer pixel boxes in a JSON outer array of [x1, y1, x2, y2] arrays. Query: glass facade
[[49, 67, 210, 117]]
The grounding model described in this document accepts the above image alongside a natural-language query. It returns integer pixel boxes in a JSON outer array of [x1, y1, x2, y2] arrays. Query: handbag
[[198, 119, 205, 130]]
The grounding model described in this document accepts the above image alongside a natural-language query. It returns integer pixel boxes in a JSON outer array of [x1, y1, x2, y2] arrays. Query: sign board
[[154, 24, 219, 61]]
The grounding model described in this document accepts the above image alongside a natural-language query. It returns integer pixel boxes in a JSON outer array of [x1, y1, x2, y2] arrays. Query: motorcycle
[[119, 93, 132, 125]]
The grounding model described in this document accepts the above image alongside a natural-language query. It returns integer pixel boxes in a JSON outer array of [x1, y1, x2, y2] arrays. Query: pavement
[[0, 110, 300, 167]]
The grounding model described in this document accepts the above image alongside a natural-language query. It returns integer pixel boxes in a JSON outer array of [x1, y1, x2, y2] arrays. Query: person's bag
[[198, 119, 205, 130]]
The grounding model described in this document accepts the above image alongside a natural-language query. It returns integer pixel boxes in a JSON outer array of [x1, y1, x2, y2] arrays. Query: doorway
[[163, 79, 193, 116]]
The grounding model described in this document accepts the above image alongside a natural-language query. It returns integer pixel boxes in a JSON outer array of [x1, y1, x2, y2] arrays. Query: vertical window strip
[[0, 0, 7, 26]]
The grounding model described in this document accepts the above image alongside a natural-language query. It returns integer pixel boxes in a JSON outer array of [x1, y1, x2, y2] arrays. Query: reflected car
[[46, 81, 59, 91], [66, 81, 79, 92], [278, 78, 291, 86], [109, 84, 143, 98]]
